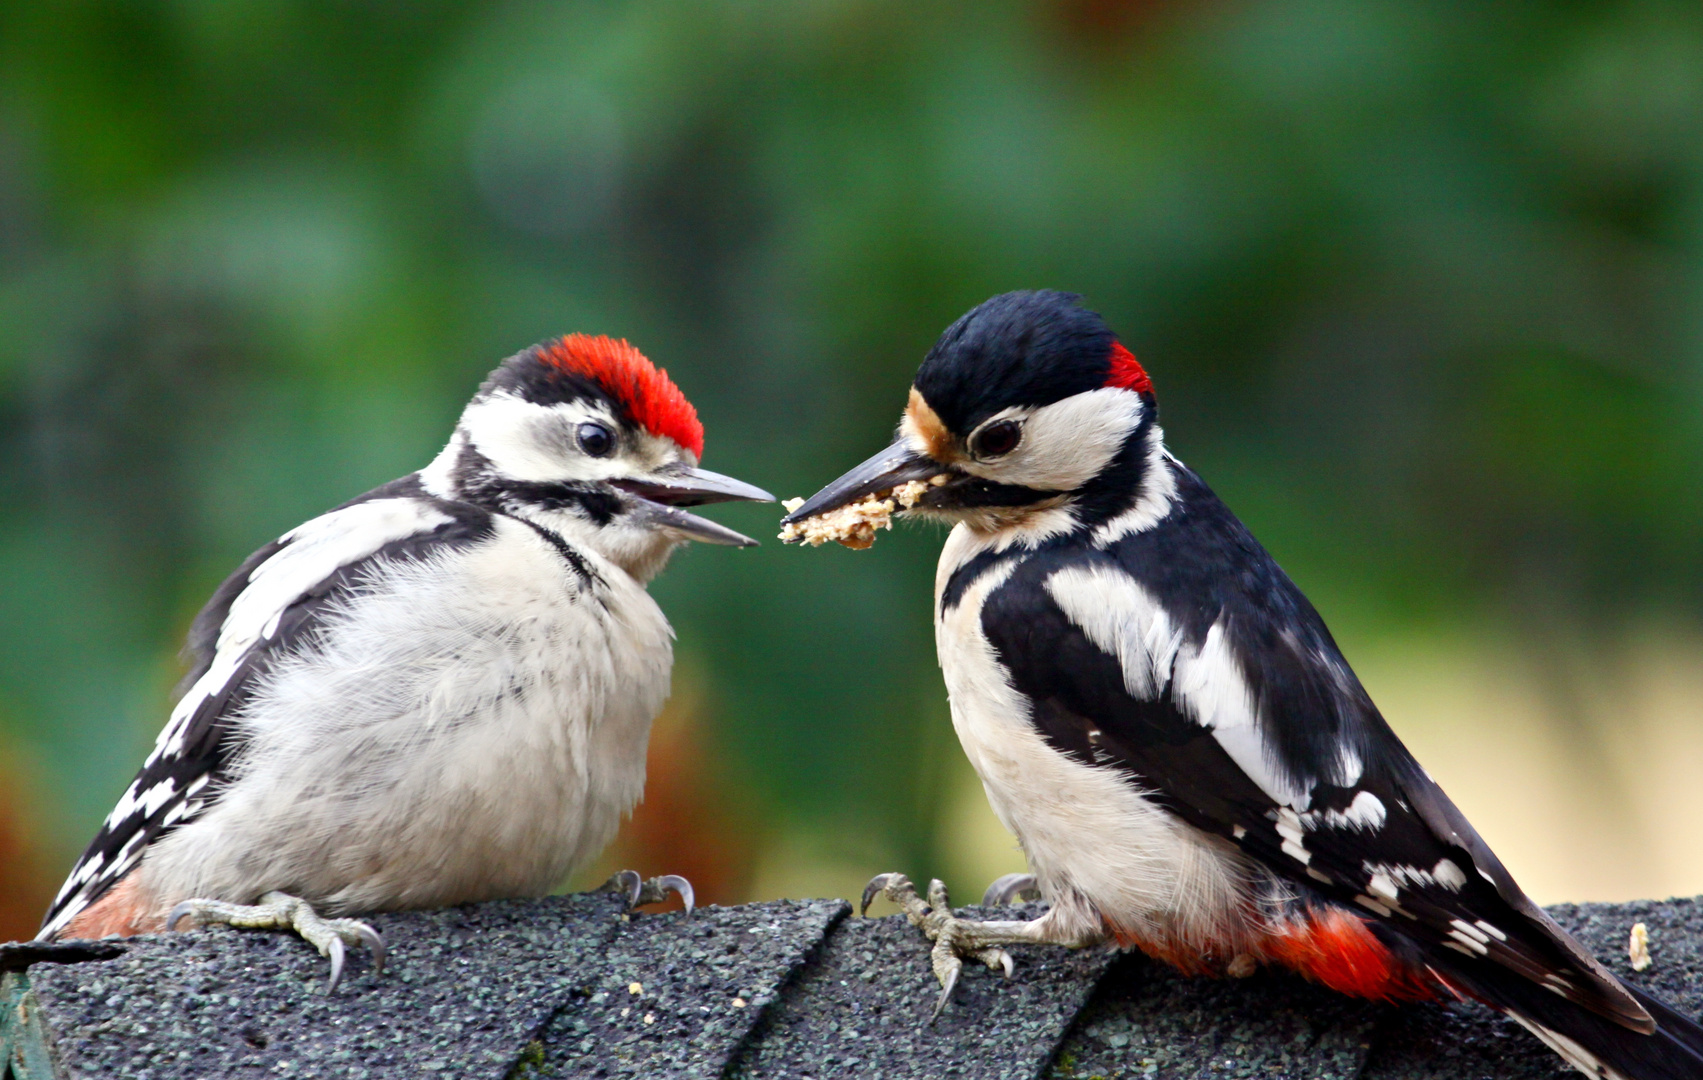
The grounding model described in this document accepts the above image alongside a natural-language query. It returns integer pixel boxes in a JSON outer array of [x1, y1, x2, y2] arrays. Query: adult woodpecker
[[782, 291, 1703, 1079], [40, 334, 772, 989]]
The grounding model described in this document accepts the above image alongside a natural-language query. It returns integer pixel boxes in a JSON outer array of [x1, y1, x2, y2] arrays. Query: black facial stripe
[[512, 518, 602, 584], [1065, 411, 1157, 525], [925, 476, 1059, 511], [491, 481, 625, 525], [939, 549, 1018, 614]]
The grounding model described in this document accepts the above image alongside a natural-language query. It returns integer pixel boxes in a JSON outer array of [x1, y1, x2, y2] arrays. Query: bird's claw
[[861, 872, 1016, 1023], [166, 891, 385, 993], [601, 870, 694, 915], [982, 872, 1041, 907]]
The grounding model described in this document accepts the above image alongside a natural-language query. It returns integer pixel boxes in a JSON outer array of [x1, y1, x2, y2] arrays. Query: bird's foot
[[862, 872, 1021, 1022], [166, 890, 385, 993], [982, 872, 1041, 906], [601, 870, 695, 914]]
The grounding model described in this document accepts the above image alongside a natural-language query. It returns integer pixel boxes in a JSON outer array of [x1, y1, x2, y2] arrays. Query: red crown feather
[[1104, 341, 1153, 396], [541, 334, 705, 459]]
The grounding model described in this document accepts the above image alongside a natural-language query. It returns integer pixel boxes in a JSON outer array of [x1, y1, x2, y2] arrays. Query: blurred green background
[[5, 0, 1703, 941]]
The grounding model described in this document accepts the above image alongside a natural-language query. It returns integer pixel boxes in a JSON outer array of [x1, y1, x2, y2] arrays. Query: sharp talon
[[997, 950, 1015, 978], [355, 924, 387, 977], [326, 935, 346, 994], [602, 869, 643, 908], [655, 875, 694, 915], [927, 878, 950, 911], [861, 873, 895, 917], [165, 902, 196, 932], [982, 873, 1040, 907], [930, 963, 960, 1024]]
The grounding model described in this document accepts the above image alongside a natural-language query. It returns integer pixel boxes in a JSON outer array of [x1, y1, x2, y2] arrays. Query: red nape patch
[[541, 334, 705, 459], [1104, 341, 1152, 395], [1264, 907, 1440, 1003]]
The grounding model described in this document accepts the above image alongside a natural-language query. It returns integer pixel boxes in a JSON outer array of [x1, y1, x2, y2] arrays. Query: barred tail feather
[[1445, 963, 1703, 1080]]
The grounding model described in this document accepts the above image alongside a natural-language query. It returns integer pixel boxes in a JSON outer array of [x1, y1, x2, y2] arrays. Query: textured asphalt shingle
[[522, 898, 847, 1079], [1048, 955, 1381, 1080], [24, 894, 638, 1079], [728, 903, 1121, 1080], [8, 893, 1703, 1078]]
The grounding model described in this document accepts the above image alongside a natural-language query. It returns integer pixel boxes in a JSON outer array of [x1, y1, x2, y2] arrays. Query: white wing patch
[[1046, 563, 1319, 810], [1301, 791, 1386, 832], [141, 499, 453, 773], [41, 498, 452, 939]]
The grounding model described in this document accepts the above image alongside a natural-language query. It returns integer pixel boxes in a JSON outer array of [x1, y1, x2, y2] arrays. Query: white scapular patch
[[961, 389, 1146, 493], [1045, 564, 1322, 810], [135, 515, 672, 919], [1092, 434, 1180, 546], [933, 549, 1268, 955], [147, 498, 452, 772]]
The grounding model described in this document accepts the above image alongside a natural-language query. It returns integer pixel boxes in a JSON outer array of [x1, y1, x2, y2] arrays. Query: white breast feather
[[134, 515, 671, 917], [934, 535, 1259, 951], [139, 498, 454, 777], [38, 499, 460, 938]]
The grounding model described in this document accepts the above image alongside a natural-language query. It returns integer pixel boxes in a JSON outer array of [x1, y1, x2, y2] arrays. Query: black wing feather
[[40, 477, 496, 938], [964, 463, 1647, 1031]]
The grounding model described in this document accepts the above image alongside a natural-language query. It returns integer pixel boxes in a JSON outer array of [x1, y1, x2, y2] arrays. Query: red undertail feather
[[1265, 906, 1440, 1003], [542, 334, 705, 459], [1104, 341, 1153, 395]]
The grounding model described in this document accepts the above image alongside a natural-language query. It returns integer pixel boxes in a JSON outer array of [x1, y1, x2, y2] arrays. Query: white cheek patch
[[968, 388, 1145, 491], [1045, 563, 1313, 810], [457, 394, 683, 484]]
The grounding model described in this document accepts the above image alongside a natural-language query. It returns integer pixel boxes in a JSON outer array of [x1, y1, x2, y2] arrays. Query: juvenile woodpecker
[[783, 291, 1703, 1080], [41, 334, 771, 988]]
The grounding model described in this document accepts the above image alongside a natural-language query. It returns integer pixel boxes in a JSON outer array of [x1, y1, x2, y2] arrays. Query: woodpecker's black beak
[[614, 467, 774, 547], [780, 440, 947, 526]]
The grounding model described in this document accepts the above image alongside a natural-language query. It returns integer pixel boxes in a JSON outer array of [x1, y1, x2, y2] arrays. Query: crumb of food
[[778, 478, 939, 549], [1630, 922, 1652, 971]]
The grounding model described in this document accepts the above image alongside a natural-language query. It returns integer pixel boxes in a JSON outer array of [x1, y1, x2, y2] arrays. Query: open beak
[[613, 467, 774, 547], [780, 440, 946, 526]]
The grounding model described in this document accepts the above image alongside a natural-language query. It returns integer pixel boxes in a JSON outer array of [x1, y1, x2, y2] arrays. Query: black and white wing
[[40, 477, 492, 939], [967, 467, 1649, 1033]]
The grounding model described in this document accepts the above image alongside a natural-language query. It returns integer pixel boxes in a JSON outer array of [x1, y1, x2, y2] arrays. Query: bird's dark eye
[[577, 422, 615, 458], [972, 419, 1022, 459]]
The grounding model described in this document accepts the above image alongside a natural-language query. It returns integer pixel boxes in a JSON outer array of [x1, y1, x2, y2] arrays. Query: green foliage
[[1, 0, 1700, 889]]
